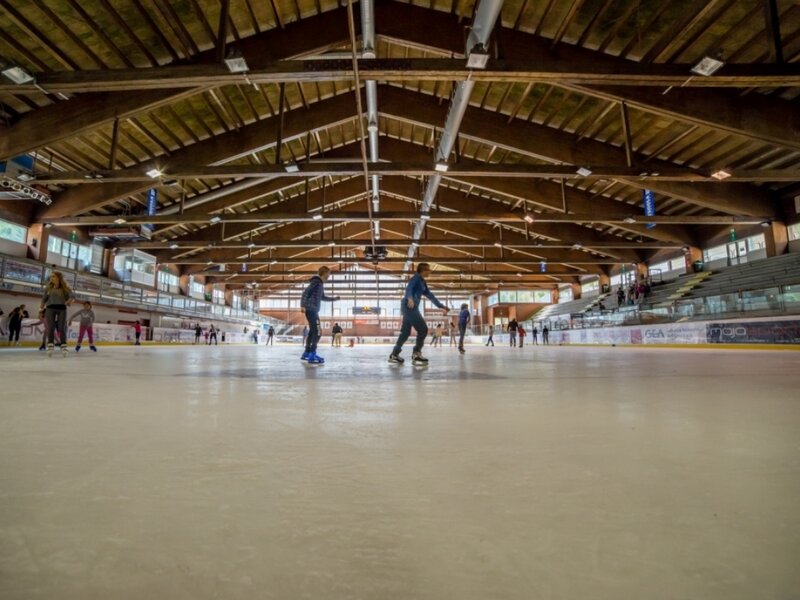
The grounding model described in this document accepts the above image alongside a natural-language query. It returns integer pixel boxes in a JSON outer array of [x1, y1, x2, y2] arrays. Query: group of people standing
[[485, 319, 549, 347]]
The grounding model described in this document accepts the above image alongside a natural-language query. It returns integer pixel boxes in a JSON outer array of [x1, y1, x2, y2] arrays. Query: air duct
[[405, 0, 504, 269]]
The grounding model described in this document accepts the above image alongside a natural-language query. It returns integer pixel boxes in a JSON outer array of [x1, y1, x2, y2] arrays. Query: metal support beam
[[216, 0, 231, 64]]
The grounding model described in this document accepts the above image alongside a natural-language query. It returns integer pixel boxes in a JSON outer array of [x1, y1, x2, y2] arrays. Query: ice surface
[[1, 343, 799, 599]]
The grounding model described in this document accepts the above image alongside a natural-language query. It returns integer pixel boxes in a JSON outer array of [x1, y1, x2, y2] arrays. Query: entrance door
[[727, 240, 748, 266]]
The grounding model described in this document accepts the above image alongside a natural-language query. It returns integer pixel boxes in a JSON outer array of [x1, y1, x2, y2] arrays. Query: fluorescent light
[[146, 168, 162, 178], [170, 243, 179, 249], [691, 56, 724, 77], [367, 120, 378, 133], [284, 162, 300, 173], [435, 161, 449, 173], [517, 272, 522, 277], [523, 214, 534, 224], [224, 48, 249, 73], [576, 167, 592, 177], [328, 241, 336, 247], [572, 243, 582, 250], [623, 217, 636, 224], [420, 212, 431, 221], [711, 169, 731, 181], [312, 213, 323, 221], [760, 220, 772, 228], [411, 241, 419, 248], [494, 242, 502, 248], [206, 260, 213, 265], [247, 242, 256, 248], [1, 65, 34, 85], [466, 46, 490, 69], [270, 259, 278, 265], [16, 172, 35, 182], [209, 216, 222, 224], [113, 217, 127, 224]]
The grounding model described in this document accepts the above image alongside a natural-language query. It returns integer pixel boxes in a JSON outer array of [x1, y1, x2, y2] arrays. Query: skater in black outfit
[[542, 325, 550, 345], [7, 305, 24, 346], [389, 263, 449, 365], [208, 324, 218, 345], [266, 325, 275, 346], [457, 303, 470, 354], [486, 324, 494, 346], [531, 327, 538, 345], [507, 318, 518, 347], [300, 266, 340, 364], [194, 324, 202, 345]]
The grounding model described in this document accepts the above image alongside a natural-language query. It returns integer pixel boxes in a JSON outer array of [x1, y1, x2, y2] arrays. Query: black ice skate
[[411, 351, 429, 366], [388, 353, 405, 364]]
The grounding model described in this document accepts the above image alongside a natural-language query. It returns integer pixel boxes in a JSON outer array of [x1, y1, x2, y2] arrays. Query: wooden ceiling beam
[[373, 2, 800, 152], [37, 92, 360, 218], [377, 86, 778, 217], [0, 6, 354, 162]]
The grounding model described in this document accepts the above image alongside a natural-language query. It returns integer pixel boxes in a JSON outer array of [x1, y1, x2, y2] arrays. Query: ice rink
[[1, 343, 799, 599]]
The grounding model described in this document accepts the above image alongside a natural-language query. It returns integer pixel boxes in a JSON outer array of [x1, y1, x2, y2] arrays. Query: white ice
[[1, 343, 799, 599]]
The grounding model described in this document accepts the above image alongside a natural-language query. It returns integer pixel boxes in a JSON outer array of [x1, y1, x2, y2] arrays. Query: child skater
[[457, 303, 470, 354], [70, 301, 97, 352], [300, 266, 340, 364], [388, 262, 449, 366]]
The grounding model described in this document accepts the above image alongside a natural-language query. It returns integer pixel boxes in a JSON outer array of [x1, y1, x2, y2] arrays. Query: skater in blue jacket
[[300, 266, 339, 364], [389, 263, 449, 365]]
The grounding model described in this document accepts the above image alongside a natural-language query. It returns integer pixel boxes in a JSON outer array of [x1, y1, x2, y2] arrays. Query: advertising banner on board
[[705, 319, 800, 344]]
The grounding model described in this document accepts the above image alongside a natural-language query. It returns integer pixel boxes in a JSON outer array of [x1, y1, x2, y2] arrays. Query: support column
[[598, 274, 610, 295], [763, 221, 788, 257], [683, 246, 703, 272], [570, 282, 582, 300]]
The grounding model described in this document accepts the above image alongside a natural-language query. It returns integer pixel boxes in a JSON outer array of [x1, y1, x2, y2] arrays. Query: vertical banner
[[144, 188, 157, 233], [540, 261, 547, 273], [643, 189, 656, 229]]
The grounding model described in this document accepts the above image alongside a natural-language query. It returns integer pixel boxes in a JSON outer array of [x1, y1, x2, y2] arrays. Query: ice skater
[[208, 324, 217, 345], [543, 325, 550, 345], [300, 266, 340, 364], [457, 303, 470, 354], [70, 301, 97, 352], [194, 324, 202, 344], [507, 318, 518, 347], [388, 262, 449, 366], [6, 305, 24, 346], [531, 326, 538, 345], [486, 324, 494, 346], [518, 324, 526, 348], [133, 320, 142, 345], [41, 271, 74, 357], [266, 325, 275, 346]]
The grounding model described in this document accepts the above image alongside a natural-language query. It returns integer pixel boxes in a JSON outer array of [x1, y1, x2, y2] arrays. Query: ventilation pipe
[[361, 0, 381, 238], [405, 0, 504, 268]]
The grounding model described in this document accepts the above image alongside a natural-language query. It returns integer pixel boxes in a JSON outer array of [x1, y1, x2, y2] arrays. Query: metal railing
[[0, 253, 268, 326]]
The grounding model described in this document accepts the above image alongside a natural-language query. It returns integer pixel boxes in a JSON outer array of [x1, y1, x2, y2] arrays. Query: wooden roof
[[1, 0, 799, 294]]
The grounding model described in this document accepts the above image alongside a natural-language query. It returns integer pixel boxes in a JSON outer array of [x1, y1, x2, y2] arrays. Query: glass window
[[746, 233, 766, 252], [703, 244, 728, 262], [0, 218, 26, 244], [558, 286, 573, 303], [533, 290, 552, 303], [788, 223, 800, 241], [581, 279, 599, 296], [48, 236, 62, 254], [499, 290, 517, 303]]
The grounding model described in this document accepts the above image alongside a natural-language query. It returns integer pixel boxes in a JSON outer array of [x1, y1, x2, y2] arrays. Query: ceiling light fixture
[[711, 169, 732, 181], [209, 216, 222, 224], [284, 162, 300, 173], [420, 212, 431, 221], [494, 242, 502, 248], [113, 217, 127, 225], [0, 63, 34, 85], [312, 213, 323, 221], [572, 243, 583, 250], [328, 241, 336, 247], [434, 161, 449, 173], [170, 243, 179, 249], [524, 214, 535, 224], [466, 44, 490, 69], [224, 48, 249, 73], [270, 259, 278, 265], [146, 168, 162, 178], [576, 167, 593, 177], [691, 56, 725, 77], [623, 217, 636, 224], [247, 242, 256, 248]]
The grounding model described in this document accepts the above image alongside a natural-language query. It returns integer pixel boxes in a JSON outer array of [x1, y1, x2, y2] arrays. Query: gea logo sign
[[644, 329, 665, 338]]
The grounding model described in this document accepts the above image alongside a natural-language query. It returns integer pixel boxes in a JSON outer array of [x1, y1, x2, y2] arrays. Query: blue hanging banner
[[643, 189, 656, 229], [540, 261, 547, 273], [143, 188, 157, 232], [147, 188, 158, 216]]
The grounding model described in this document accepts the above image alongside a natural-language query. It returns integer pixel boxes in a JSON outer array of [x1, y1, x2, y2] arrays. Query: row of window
[[487, 290, 552, 305]]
